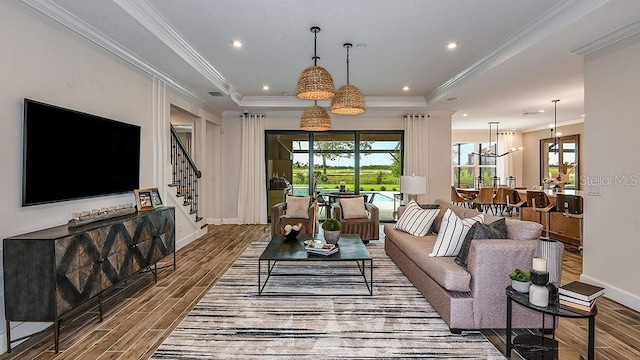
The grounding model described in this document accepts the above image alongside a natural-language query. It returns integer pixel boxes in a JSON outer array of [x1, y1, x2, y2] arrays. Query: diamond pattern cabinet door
[[130, 208, 175, 272], [99, 223, 134, 291], [55, 230, 104, 315]]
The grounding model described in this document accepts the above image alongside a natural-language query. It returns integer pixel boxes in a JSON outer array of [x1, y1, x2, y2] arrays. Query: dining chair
[[450, 186, 474, 208], [493, 187, 510, 215], [527, 191, 556, 239], [474, 187, 495, 214]]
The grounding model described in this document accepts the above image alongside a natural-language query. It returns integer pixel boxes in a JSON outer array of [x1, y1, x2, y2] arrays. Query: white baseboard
[[222, 217, 239, 224], [580, 274, 640, 312]]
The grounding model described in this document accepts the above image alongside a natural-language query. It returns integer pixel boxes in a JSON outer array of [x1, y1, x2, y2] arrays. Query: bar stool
[[506, 189, 527, 220], [556, 193, 584, 252], [527, 191, 556, 239]]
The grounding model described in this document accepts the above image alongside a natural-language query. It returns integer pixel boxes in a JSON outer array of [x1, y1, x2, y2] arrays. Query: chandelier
[[296, 26, 335, 100], [300, 101, 331, 131], [470, 122, 522, 157], [331, 43, 365, 115]]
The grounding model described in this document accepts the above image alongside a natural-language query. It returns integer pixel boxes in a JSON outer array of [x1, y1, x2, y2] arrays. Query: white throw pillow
[[394, 200, 440, 236], [340, 197, 368, 219], [430, 208, 484, 257], [285, 196, 310, 219]]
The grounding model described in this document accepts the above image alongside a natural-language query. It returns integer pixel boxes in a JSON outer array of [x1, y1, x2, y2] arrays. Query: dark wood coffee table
[[258, 234, 373, 296]]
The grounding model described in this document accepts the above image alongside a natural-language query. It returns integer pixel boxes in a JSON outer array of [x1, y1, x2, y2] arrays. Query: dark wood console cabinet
[[3, 206, 175, 353]]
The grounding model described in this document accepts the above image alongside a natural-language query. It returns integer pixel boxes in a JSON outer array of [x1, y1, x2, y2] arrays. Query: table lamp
[[400, 174, 427, 204]]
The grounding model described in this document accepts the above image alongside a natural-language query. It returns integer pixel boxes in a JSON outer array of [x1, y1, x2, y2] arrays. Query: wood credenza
[[3, 206, 175, 353]]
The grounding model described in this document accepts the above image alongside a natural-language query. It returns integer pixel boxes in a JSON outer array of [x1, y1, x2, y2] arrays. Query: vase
[[512, 280, 531, 293], [324, 230, 340, 244], [529, 284, 549, 307]]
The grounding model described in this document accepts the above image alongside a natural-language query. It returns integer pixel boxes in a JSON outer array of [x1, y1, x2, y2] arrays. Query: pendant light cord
[[346, 45, 350, 85]]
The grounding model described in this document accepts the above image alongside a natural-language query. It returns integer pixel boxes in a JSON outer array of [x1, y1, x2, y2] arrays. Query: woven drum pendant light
[[300, 101, 331, 131], [331, 43, 365, 115], [296, 26, 335, 100]]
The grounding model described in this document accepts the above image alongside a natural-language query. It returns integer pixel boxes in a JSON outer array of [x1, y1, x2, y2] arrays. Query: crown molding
[[19, 0, 222, 114], [112, 0, 235, 97], [572, 19, 640, 56], [426, 0, 607, 103], [238, 96, 427, 109]]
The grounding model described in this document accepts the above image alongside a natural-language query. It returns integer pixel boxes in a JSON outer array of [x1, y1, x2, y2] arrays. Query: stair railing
[[170, 125, 202, 222]]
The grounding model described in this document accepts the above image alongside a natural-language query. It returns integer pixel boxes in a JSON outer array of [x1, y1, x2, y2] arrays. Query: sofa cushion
[[394, 200, 440, 236], [285, 196, 310, 219], [384, 227, 471, 292], [430, 209, 484, 257], [505, 218, 543, 239], [340, 196, 368, 219], [455, 218, 507, 268], [431, 199, 502, 233]]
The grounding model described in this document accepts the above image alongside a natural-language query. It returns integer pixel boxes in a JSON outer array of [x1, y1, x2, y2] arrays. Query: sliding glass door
[[265, 130, 403, 222]]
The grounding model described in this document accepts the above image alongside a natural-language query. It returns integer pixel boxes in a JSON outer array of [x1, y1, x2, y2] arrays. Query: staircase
[[170, 124, 203, 223]]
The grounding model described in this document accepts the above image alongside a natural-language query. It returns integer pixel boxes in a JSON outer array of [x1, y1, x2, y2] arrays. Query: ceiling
[[24, 0, 640, 130]]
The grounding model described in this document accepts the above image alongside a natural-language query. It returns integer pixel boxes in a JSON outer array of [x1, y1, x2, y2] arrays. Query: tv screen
[[22, 99, 141, 206]]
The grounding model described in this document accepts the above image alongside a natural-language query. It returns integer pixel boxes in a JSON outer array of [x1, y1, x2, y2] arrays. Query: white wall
[[581, 33, 640, 311], [0, 2, 218, 351]]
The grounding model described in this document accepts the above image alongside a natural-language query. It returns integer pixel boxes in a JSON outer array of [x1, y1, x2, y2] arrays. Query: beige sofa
[[384, 199, 562, 332]]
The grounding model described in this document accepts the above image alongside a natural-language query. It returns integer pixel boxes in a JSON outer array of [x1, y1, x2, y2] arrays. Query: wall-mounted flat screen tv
[[22, 99, 141, 206]]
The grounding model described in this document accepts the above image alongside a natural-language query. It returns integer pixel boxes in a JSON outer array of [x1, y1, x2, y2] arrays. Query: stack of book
[[558, 281, 605, 314], [305, 243, 338, 256]]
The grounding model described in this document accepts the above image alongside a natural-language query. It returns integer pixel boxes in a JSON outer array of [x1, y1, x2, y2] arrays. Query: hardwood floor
[[2, 225, 639, 359]]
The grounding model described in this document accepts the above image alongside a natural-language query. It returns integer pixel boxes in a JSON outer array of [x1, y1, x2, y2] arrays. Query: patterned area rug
[[152, 238, 505, 359]]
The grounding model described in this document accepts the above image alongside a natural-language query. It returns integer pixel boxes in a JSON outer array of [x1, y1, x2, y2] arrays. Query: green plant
[[322, 218, 342, 231], [509, 268, 531, 282]]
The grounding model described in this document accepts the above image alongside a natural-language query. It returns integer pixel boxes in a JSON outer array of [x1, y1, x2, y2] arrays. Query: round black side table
[[505, 286, 597, 360]]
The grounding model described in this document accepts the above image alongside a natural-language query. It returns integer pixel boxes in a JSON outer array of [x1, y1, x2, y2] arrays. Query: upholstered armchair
[[331, 196, 379, 243], [270, 196, 318, 238]]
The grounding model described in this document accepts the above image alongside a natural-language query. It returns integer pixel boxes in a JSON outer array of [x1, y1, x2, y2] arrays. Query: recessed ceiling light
[[462, 113, 469, 117], [402, 86, 410, 91], [282, 92, 289, 96], [447, 42, 457, 49], [538, 109, 545, 113], [446, 97, 460, 101], [232, 40, 243, 48], [581, 114, 585, 117], [262, 85, 269, 90]]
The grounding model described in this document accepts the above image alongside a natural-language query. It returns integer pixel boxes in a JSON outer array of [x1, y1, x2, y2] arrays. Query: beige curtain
[[403, 114, 428, 203], [238, 114, 267, 224]]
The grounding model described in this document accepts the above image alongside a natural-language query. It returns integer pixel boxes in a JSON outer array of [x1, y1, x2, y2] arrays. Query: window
[[452, 143, 475, 187], [266, 131, 403, 222], [452, 142, 497, 188], [540, 134, 579, 189]]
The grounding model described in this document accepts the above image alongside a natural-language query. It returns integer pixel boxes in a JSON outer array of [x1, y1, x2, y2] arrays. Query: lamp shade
[[331, 85, 365, 114], [300, 105, 331, 131], [400, 175, 427, 195], [296, 66, 335, 100]]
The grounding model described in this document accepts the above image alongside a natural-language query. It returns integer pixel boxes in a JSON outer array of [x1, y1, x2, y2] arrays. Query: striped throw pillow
[[394, 200, 440, 236], [430, 208, 484, 257]]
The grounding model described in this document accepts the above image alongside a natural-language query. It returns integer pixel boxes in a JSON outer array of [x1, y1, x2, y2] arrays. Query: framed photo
[[150, 188, 163, 208], [134, 189, 154, 211]]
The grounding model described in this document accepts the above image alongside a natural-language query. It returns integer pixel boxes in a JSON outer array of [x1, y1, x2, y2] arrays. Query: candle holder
[[529, 270, 549, 307]]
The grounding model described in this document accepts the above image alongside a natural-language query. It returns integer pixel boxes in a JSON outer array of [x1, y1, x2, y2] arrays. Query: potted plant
[[509, 268, 531, 293], [322, 218, 342, 244]]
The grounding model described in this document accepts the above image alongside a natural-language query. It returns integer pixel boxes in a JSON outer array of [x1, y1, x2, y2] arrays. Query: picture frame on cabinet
[[150, 188, 163, 208], [134, 189, 154, 211]]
